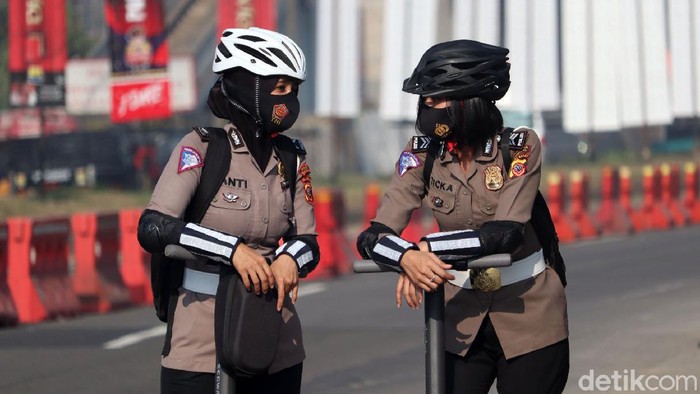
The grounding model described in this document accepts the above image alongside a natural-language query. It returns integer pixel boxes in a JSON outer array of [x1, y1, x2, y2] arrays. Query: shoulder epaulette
[[508, 130, 528, 150], [411, 136, 433, 152], [193, 126, 210, 142], [292, 139, 307, 155]]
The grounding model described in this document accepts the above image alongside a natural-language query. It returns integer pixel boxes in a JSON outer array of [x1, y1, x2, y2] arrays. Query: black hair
[[451, 97, 503, 148]]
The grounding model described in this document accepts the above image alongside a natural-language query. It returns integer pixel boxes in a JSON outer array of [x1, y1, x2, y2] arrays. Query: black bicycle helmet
[[402, 40, 511, 100]]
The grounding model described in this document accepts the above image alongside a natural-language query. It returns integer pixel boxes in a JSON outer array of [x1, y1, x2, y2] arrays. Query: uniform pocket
[[210, 188, 252, 211], [428, 191, 456, 215], [275, 191, 292, 214], [478, 195, 498, 216]]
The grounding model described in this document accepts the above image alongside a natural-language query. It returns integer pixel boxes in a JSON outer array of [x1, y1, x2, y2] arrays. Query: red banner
[[105, 0, 171, 122], [217, 0, 277, 37], [105, 0, 168, 74], [8, 0, 67, 108], [111, 78, 171, 123]]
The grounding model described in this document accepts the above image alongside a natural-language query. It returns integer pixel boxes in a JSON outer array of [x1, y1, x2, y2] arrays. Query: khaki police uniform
[[146, 123, 316, 374], [373, 127, 568, 359]]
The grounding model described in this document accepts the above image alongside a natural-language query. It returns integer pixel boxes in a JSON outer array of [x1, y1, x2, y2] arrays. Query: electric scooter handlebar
[[353, 253, 512, 274]]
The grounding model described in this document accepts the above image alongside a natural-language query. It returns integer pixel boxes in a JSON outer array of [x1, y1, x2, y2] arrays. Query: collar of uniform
[[475, 135, 498, 163], [224, 123, 250, 153]]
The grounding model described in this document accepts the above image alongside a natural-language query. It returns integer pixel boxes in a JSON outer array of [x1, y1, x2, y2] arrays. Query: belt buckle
[[471, 268, 501, 292]]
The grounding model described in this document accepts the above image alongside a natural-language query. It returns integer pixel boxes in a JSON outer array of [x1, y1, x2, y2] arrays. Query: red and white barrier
[[119, 209, 152, 305], [7, 217, 80, 323], [595, 166, 633, 235], [71, 213, 132, 313], [546, 173, 577, 243], [0, 223, 19, 327]]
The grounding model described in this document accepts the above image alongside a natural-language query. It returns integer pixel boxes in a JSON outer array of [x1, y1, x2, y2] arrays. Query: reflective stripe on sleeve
[[422, 229, 482, 258], [370, 235, 418, 270], [179, 223, 242, 264], [275, 240, 314, 270]]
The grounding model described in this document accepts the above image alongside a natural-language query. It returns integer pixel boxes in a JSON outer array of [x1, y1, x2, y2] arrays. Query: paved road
[[1, 226, 699, 393]]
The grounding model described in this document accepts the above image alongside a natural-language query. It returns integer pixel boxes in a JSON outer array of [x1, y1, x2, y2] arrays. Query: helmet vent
[[268, 48, 297, 72], [234, 44, 277, 67], [239, 35, 266, 42], [222, 31, 233, 37], [281, 41, 301, 69], [217, 43, 233, 59]]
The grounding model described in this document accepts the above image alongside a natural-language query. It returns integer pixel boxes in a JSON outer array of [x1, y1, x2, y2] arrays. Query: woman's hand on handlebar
[[231, 244, 274, 295], [399, 246, 455, 292]]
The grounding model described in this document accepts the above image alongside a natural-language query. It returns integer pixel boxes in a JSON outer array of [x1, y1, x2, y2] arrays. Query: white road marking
[[103, 282, 327, 350], [103, 325, 167, 350]]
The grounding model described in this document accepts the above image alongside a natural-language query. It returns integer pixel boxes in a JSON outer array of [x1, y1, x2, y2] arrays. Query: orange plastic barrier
[[72, 213, 132, 313], [361, 183, 382, 228], [631, 165, 673, 231], [0, 223, 19, 327], [401, 209, 425, 244], [118, 209, 151, 305], [660, 163, 688, 227], [329, 188, 354, 275], [683, 162, 700, 224], [352, 183, 383, 259], [306, 188, 340, 280], [546, 173, 577, 243], [568, 170, 599, 239], [7, 217, 80, 323], [595, 167, 633, 235]]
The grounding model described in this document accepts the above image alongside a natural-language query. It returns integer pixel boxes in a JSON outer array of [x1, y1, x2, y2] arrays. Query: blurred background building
[[1, 0, 700, 192]]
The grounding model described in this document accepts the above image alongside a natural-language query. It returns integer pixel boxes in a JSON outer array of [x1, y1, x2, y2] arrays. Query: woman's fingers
[[395, 276, 405, 308]]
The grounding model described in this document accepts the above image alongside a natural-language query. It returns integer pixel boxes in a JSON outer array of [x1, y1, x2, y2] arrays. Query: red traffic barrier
[[329, 188, 354, 276], [683, 162, 700, 224], [595, 167, 633, 235], [352, 183, 383, 259], [631, 165, 673, 232], [546, 173, 577, 243], [7, 217, 80, 323], [660, 163, 688, 227], [72, 213, 132, 313], [0, 222, 19, 327], [568, 170, 599, 239], [306, 188, 341, 280], [362, 183, 382, 228], [119, 209, 151, 305], [401, 209, 425, 244]]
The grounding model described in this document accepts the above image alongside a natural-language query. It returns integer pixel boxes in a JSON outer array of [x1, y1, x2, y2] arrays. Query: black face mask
[[259, 91, 300, 134], [416, 101, 456, 140]]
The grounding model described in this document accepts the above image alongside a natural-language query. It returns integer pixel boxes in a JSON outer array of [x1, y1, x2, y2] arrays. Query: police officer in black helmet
[[358, 39, 569, 393]]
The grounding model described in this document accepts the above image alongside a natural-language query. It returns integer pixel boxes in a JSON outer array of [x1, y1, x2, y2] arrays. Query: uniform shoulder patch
[[178, 146, 203, 173], [193, 127, 210, 142], [398, 150, 422, 176], [411, 136, 432, 152], [292, 139, 307, 155], [508, 130, 528, 150]]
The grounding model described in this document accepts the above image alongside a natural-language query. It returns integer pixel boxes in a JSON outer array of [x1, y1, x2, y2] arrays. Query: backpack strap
[[185, 127, 232, 223], [499, 127, 515, 177], [272, 134, 302, 204]]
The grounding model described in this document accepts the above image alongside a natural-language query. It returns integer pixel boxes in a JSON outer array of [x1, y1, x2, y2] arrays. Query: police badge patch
[[398, 151, 422, 176], [178, 146, 203, 173], [484, 165, 504, 191]]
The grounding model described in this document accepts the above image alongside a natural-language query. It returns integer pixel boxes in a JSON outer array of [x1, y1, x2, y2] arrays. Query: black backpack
[[150, 127, 302, 326], [421, 127, 567, 287]]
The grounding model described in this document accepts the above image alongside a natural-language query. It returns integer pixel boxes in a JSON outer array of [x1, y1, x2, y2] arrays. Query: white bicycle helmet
[[212, 27, 306, 81]]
